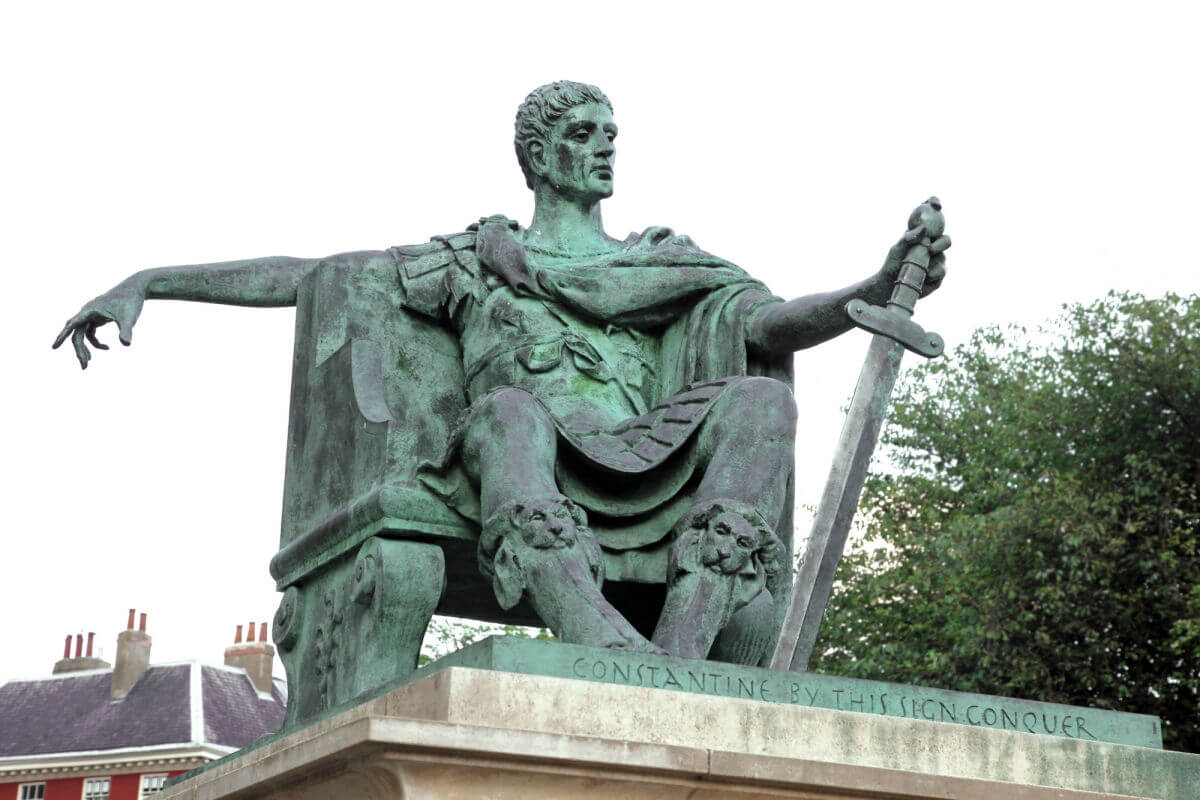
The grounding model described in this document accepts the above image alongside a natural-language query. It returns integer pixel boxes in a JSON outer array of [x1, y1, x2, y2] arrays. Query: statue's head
[[515, 81, 616, 200]]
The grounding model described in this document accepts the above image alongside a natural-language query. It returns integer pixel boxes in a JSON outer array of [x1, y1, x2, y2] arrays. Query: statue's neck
[[526, 188, 616, 254]]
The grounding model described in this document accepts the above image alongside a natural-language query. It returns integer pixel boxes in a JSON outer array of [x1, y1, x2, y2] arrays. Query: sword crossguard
[[846, 298, 944, 358], [845, 197, 945, 359]]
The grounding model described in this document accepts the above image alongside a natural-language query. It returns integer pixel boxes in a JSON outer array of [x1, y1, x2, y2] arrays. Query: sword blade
[[770, 333, 904, 672]]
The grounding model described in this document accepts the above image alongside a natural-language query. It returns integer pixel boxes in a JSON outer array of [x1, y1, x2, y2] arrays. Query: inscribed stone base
[[162, 662, 1200, 800]]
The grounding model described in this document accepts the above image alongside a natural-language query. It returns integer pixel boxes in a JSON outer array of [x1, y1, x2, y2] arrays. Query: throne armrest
[[273, 253, 475, 588]]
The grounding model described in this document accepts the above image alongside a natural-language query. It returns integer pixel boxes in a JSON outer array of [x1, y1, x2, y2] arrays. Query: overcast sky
[[2, 2, 1197, 683]]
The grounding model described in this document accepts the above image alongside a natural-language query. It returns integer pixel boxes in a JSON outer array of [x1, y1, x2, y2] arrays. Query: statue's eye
[[530, 511, 545, 521], [737, 537, 754, 549], [573, 130, 590, 142]]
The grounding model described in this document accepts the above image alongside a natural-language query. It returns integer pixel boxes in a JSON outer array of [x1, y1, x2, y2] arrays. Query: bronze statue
[[55, 81, 948, 728]]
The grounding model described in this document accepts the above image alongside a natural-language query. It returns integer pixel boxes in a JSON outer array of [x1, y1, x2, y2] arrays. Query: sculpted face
[[532, 102, 617, 202], [698, 511, 760, 576], [511, 498, 585, 549]]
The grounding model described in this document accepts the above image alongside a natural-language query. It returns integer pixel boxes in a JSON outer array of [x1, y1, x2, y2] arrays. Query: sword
[[770, 197, 947, 673]]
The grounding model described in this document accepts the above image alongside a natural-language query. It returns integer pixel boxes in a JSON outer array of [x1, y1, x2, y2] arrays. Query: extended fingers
[[71, 326, 91, 369], [85, 324, 109, 351], [52, 312, 88, 349]]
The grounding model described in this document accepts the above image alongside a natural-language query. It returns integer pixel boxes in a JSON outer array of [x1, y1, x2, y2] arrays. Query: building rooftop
[[0, 662, 285, 760]]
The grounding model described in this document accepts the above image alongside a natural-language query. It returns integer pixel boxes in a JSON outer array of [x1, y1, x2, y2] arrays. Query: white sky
[[2, 1, 1197, 683]]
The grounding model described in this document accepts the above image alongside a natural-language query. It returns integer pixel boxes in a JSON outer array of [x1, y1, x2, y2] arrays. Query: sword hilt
[[887, 196, 944, 316], [845, 197, 946, 359]]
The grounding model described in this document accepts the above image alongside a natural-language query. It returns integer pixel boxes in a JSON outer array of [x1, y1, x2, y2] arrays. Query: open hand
[[52, 279, 146, 369]]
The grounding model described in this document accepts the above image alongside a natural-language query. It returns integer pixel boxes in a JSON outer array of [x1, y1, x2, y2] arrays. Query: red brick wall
[[1, 770, 188, 800], [44, 777, 83, 800]]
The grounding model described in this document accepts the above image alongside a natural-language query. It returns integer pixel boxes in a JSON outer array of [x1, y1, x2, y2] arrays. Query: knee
[[473, 387, 551, 428], [463, 388, 553, 460], [720, 377, 797, 436]]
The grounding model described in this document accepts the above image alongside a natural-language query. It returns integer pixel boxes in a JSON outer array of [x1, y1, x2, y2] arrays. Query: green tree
[[812, 292, 1200, 751], [418, 616, 553, 666]]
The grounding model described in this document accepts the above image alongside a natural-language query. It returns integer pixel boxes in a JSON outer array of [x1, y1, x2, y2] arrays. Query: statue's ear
[[527, 141, 546, 177], [491, 541, 525, 610], [507, 503, 526, 529]]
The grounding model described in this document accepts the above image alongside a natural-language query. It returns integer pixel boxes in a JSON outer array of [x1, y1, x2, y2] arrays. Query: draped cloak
[[393, 223, 794, 582]]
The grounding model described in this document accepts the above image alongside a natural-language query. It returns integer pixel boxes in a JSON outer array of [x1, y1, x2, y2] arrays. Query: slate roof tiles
[[0, 663, 285, 758]]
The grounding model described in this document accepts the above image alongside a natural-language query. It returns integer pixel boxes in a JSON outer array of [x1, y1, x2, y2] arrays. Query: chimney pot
[[235, 624, 243, 644], [224, 620, 275, 694], [111, 618, 152, 700], [127, 609, 136, 629], [53, 626, 111, 674]]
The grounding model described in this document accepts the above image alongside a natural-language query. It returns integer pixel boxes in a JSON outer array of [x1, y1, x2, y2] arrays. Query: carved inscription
[[570, 656, 1098, 741]]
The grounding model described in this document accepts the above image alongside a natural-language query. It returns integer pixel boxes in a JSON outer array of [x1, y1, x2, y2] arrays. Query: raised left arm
[[746, 226, 949, 356]]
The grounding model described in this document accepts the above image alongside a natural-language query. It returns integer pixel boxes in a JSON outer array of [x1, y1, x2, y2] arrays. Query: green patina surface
[[167, 635, 1177, 792], [55, 81, 953, 732], [415, 636, 1163, 749]]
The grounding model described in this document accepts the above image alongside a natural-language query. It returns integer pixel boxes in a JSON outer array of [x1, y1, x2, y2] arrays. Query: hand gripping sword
[[770, 197, 947, 672]]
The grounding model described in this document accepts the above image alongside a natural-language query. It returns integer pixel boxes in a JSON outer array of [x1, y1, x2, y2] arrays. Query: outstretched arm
[[53, 252, 372, 368], [746, 227, 949, 356]]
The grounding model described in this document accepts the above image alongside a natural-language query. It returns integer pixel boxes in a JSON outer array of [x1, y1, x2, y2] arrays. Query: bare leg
[[462, 387, 560, 519], [692, 377, 797, 529]]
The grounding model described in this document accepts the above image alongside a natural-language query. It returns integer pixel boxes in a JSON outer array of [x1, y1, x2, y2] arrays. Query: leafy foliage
[[812, 293, 1200, 751], [418, 616, 553, 666]]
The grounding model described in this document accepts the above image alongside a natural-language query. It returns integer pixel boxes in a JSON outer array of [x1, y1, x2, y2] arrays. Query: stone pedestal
[[163, 661, 1199, 799]]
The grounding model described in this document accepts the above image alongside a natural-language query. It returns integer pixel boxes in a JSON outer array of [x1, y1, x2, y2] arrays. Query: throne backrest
[[274, 252, 473, 575]]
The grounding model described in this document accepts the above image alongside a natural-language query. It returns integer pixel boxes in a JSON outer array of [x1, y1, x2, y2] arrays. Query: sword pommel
[[908, 196, 944, 238]]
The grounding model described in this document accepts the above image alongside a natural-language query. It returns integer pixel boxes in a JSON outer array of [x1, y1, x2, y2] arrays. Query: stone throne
[[266, 244, 485, 731], [264, 242, 692, 731]]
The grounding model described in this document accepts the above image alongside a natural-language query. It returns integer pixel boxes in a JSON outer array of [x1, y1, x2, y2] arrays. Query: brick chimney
[[111, 609, 152, 700], [52, 630, 110, 674], [224, 621, 275, 693]]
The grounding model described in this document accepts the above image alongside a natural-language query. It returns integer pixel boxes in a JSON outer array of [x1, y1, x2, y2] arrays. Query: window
[[18, 784, 45, 800], [140, 774, 169, 797], [82, 778, 111, 800]]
